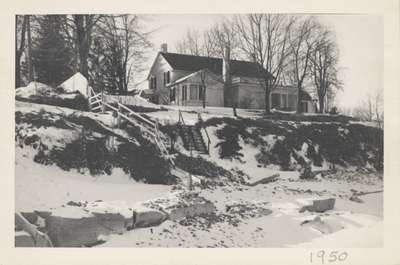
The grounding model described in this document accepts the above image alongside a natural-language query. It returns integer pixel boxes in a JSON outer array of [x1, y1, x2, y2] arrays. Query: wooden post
[[87, 84, 91, 112], [101, 92, 105, 113], [117, 99, 121, 129]]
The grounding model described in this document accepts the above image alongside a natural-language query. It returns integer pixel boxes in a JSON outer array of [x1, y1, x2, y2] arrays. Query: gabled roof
[[300, 90, 312, 101], [160, 52, 274, 80], [166, 69, 223, 88]]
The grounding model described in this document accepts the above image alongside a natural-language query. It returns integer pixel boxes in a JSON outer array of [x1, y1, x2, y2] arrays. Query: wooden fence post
[[117, 99, 121, 129], [101, 92, 105, 113]]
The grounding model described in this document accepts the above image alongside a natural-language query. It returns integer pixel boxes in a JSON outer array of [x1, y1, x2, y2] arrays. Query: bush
[[329, 106, 339, 115], [32, 121, 174, 184], [116, 142, 174, 184], [215, 125, 244, 160], [16, 93, 89, 111], [205, 116, 383, 171], [174, 153, 233, 179]]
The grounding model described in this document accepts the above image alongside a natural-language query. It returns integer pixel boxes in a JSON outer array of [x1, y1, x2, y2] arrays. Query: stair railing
[[99, 98, 173, 164], [197, 112, 211, 154], [87, 89, 174, 165], [178, 109, 186, 126]]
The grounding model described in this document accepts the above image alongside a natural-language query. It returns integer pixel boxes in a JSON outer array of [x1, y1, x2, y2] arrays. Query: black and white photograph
[[14, 13, 384, 248]]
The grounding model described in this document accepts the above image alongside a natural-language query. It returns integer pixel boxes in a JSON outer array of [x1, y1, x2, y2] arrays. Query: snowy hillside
[[15, 99, 383, 248]]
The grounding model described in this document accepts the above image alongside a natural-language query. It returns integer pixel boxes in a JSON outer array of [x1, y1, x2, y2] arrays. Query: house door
[[301, 101, 308, 113]]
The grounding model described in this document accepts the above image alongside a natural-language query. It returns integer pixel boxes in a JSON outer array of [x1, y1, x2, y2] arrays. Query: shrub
[[16, 93, 89, 111], [116, 142, 173, 184], [174, 153, 233, 179], [205, 116, 383, 171]]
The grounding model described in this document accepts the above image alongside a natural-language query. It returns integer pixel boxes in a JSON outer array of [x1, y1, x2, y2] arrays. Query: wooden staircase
[[178, 111, 211, 154], [87, 87, 173, 165], [180, 125, 208, 154]]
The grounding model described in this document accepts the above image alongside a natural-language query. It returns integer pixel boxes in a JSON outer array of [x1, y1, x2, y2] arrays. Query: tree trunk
[[297, 84, 302, 114], [202, 87, 206, 108], [318, 95, 325, 114], [265, 84, 271, 114], [74, 15, 91, 79], [27, 15, 33, 82], [15, 15, 27, 88]]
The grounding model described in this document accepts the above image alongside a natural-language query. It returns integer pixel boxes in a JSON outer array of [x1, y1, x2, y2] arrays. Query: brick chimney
[[223, 45, 233, 107], [222, 46, 231, 83], [160, 43, 168, 53]]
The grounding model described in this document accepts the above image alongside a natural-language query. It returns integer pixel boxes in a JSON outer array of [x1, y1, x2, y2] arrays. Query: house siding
[[146, 53, 315, 112], [169, 71, 224, 107], [147, 54, 195, 104]]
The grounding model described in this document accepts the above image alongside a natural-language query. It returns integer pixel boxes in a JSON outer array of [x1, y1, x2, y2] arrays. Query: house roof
[[166, 69, 223, 88], [300, 90, 312, 101], [160, 52, 274, 80]]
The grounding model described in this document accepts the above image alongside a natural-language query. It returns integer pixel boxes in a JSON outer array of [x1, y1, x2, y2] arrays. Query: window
[[150, 77, 157, 89], [271, 93, 280, 108], [288, 94, 296, 110], [170, 86, 176, 102], [199, 85, 204, 100], [182, 85, 187, 100], [281, 94, 288, 108], [301, 101, 308, 113], [163, 71, 171, 86], [189, 84, 199, 100]]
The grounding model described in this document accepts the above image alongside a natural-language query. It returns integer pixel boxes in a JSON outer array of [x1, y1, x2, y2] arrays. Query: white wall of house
[[147, 54, 314, 112], [147, 54, 192, 104], [169, 71, 224, 107]]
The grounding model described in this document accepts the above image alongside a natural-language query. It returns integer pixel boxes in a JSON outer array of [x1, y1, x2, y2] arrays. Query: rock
[[134, 208, 167, 228], [66, 201, 82, 207], [34, 210, 52, 219], [15, 231, 35, 247], [301, 216, 344, 234], [349, 196, 364, 203], [45, 212, 126, 247], [15, 213, 53, 247], [299, 205, 315, 213], [312, 198, 335, 212], [299, 198, 335, 213], [226, 202, 272, 218], [248, 174, 280, 186], [92, 212, 126, 234], [168, 201, 216, 221], [46, 215, 101, 247], [21, 212, 38, 225]]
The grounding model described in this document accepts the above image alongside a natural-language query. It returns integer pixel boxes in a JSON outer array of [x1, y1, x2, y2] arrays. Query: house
[[147, 43, 315, 112]]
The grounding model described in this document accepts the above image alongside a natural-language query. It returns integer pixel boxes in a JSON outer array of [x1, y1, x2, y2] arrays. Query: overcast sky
[[140, 14, 383, 109]]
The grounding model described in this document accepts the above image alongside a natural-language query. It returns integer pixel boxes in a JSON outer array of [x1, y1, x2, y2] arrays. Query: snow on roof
[[59, 72, 88, 96], [15, 81, 53, 98]]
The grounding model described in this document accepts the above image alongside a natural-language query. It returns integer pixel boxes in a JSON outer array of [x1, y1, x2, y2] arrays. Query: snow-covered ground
[[14, 100, 383, 247], [98, 176, 382, 247], [15, 149, 172, 213]]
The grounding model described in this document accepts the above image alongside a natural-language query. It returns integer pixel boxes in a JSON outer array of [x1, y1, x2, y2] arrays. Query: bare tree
[[175, 21, 239, 59], [175, 29, 202, 56], [15, 15, 28, 88], [353, 90, 383, 127], [286, 16, 318, 113], [71, 15, 104, 78], [95, 15, 152, 94], [207, 20, 239, 59], [309, 23, 342, 113], [202, 30, 219, 57], [235, 14, 294, 113]]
